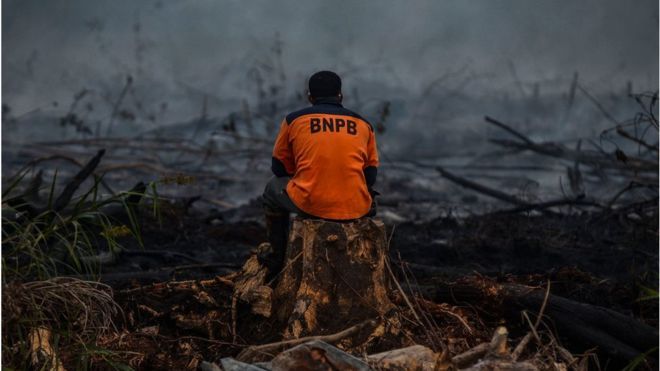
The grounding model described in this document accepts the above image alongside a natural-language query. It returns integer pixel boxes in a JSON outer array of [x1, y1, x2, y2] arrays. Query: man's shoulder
[[285, 106, 322, 125], [285, 105, 373, 131], [336, 106, 373, 130]]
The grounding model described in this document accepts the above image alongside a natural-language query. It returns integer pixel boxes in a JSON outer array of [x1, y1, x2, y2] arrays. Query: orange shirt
[[272, 101, 378, 220]]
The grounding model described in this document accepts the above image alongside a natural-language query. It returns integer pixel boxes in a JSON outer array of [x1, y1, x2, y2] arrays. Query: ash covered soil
[[92, 193, 658, 369], [4, 133, 657, 369], [109, 195, 658, 292]]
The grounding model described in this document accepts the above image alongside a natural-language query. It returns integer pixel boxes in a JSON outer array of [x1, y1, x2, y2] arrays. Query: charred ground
[[2, 91, 658, 370]]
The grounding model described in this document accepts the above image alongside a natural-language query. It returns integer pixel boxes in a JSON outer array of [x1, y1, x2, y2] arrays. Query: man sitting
[[261, 70, 379, 278]]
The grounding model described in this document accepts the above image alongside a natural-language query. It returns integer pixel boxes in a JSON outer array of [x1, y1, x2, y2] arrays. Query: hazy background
[[2, 0, 658, 210], [3, 0, 657, 115]]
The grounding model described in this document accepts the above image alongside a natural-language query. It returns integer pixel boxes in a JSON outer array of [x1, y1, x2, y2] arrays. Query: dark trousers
[[262, 176, 377, 220], [262, 176, 308, 217], [260, 177, 302, 281], [261, 176, 377, 281]]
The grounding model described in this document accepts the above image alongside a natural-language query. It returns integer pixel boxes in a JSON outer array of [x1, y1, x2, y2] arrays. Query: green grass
[[2, 168, 157, 281], [2, 164, 161, 370]]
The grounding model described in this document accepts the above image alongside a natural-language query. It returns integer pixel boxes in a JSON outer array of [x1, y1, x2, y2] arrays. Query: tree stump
[[272, 217, 394, 340]]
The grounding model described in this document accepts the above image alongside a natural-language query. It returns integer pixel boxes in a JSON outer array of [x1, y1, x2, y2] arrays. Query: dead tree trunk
[[272, 217, 394, 340], [424, 281, 658, 363]]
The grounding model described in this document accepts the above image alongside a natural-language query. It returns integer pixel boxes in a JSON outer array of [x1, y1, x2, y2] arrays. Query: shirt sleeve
[[272, 119, 296, 175], [365, 129, 379, 168]]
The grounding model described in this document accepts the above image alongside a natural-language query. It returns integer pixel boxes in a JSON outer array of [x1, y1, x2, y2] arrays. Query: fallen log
[[434, 165, 528, 206], [52, 149, 106, 212], [489, 138, 657, 172], [428, 280, 658, 363], [484, 116, 657, 172], [484, 116, 534, 145], [7, 151, 115, 194], [5, 150, 106, 217], [367, 344, 437, 370]]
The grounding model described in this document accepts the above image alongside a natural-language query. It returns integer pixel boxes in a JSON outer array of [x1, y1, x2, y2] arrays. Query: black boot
[[262, 208, 290, 283]]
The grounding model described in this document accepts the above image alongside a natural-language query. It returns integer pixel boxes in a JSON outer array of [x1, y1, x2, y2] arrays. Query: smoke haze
[[3, 0, 658, 116]]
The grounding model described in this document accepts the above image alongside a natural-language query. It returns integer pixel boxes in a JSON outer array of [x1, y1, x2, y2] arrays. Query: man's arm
[[364, 128, 379, 188], [272, 157, 291, 177], [272, 120, 295, 177], [364, 166, 377, 188]]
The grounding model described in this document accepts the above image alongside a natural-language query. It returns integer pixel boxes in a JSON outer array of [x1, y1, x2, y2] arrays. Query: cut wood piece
[[236, 319, 376, 364], [232, 244, 273, 317], [273, 217, 395, 340], [463, 359, 538, 371], [460, 327, 536, 371], [270, 340, 370, 371], [243, 285, 273, 317], [488, 326, 510, 358], [28, 327, 67, 371], [218, 358, 268, 371], [452, 343, 489, 368], [367, 345, 438, 370]]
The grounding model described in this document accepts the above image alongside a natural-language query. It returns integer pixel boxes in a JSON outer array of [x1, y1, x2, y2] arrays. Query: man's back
[[261, 70, 379, 279], [272, 97, 378, 220]]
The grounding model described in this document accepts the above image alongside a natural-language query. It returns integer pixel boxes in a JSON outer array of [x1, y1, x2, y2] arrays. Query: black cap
[[308, 71, 341, 98]]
